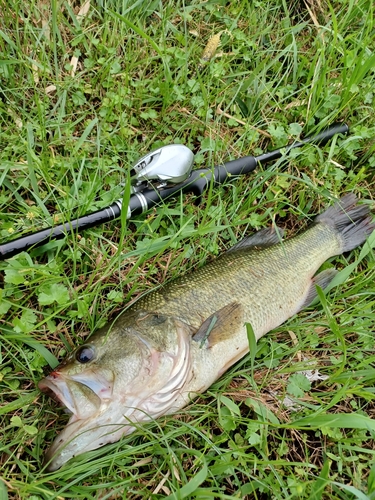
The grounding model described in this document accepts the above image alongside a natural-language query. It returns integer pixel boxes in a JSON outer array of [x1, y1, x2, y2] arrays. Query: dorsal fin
[[227, 227, 284, 253], [192, 302, 244, 348]]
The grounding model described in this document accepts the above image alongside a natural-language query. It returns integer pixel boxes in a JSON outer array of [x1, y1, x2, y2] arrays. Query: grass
[[0, 0, 375, 498]]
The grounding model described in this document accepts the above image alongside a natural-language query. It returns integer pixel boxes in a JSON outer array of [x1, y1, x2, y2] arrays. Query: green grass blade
[[165, 454, 208, 499], [0, 393, 39, 416], [310, 460, 330, 500], [72, 117, 99, 155], [292, 413, 375, 431]]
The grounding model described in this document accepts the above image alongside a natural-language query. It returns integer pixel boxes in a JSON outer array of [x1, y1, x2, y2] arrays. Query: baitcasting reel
[[130, 144, 194, 192]]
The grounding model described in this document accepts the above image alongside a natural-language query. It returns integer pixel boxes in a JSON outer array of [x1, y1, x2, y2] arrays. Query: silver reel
[[130, 144, 194, 192]]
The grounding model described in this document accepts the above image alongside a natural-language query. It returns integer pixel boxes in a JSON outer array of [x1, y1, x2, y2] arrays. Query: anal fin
[[301, 268, 338, 309]]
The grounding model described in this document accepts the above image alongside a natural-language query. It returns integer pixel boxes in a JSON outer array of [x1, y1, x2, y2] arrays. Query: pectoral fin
[[192, 302, 243, 347]]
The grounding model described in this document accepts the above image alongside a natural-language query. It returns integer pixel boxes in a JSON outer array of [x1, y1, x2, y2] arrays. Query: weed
[[1, 0, 374, 498]]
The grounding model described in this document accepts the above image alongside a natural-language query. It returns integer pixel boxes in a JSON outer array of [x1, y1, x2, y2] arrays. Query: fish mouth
[[38, 368, 121, 471], [39, 375, 141, 472], [38, 369, 114, 421]]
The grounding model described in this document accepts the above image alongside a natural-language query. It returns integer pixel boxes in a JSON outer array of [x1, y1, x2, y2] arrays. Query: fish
[[38, 194, 374, 471]]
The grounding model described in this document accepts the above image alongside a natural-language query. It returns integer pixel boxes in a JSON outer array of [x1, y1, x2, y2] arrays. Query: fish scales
[[133, 222, 341, 336], [38, 194, 374, 471]]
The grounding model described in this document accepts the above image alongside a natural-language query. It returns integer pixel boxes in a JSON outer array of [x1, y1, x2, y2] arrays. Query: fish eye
[[75, 345, 95, 364]]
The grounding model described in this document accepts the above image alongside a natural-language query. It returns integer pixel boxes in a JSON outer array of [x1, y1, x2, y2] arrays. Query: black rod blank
[[0, 122, 349, 259]]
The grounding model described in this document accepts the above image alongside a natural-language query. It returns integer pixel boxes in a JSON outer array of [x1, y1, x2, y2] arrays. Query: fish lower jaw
[[44, 386, 185, 472], [44, 401, 138, 472], [44, 375, 194, 472]]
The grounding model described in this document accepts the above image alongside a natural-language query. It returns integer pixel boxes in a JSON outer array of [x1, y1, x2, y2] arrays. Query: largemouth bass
[[39, 194, 374, 471]]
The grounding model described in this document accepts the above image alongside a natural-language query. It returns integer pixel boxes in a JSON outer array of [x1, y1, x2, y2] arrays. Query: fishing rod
[[0, 122, 349, 260]]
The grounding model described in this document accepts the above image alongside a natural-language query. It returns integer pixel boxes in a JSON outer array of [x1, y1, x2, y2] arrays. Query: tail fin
[[315, 194, 374, 252]]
